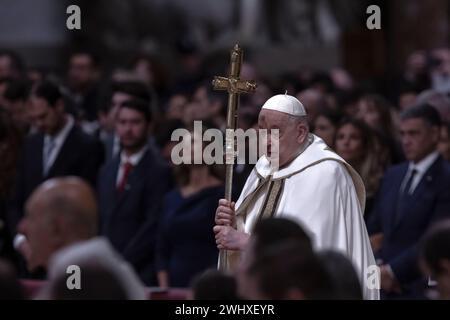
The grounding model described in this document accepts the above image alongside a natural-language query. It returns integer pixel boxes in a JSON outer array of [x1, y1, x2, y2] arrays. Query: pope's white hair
[[287, 114, 309, 130]]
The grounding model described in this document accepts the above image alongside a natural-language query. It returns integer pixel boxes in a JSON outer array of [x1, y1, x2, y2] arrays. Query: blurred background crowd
[[0, 0, 450, 300]]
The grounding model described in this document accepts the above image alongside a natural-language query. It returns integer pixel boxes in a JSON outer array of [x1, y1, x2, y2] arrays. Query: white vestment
[[222, 134, 379, 300]]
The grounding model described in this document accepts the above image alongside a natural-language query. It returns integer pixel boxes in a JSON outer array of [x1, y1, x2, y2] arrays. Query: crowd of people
[[0, 45, 450, 300]]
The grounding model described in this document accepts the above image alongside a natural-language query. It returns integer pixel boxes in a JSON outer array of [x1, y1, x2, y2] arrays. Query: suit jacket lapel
[[113, 149, 151, 210], [108, 157, 121, 208], [409, 157, 440, 199], [35, 134, 45, 180], [389, 165, 409, 232], [393, 156, 441, 230], [99, 156, 120, 231], [46, 127, 76, 178]]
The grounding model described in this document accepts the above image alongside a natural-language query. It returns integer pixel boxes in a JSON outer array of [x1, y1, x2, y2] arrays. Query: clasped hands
[[213, 199, 249, 251]]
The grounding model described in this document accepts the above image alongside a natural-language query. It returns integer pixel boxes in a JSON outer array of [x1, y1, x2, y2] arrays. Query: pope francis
[[213, 94, 379, 300]]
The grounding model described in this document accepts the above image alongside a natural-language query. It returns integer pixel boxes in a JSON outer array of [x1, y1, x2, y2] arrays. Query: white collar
[[120, 145, 148, 166], [409, 151, 440, 174], [45, 115, 74, 145], [256, 134, 345, 179], [253, 133, 367, 211]]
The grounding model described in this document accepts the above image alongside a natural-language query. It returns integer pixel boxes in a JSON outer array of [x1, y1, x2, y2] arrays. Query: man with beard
[[97, 99, 171, 286]]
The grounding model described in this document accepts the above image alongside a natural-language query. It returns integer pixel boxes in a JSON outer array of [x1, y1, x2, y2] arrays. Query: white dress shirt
[[42, 115, 75, 175]]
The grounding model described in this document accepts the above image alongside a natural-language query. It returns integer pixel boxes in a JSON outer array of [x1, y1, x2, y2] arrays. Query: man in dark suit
[[97, 99, 171, 286], [8, 80, 104, 237], [368, 104, 450, 299]]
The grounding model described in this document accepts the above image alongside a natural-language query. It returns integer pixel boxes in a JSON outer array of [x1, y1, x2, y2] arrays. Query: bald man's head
[[19, 177, 98, 271], [28, 177, 97, 235]]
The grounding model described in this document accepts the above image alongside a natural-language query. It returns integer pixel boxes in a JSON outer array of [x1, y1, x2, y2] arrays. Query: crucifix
[[212, 44, 257, 271]]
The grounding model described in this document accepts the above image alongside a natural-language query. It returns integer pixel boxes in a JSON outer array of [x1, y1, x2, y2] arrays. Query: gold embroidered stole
[[224, 176, 285, 271]]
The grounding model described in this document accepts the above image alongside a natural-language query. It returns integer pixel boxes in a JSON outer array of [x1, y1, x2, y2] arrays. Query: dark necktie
[[402, 168, 418, 196], [117, 162, 134, 193], [395, 168, 418, 225]]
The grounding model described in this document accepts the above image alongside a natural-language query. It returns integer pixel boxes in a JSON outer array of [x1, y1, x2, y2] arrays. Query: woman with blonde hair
[[334, 118, 391, 218], [356, 94, 404, 163]]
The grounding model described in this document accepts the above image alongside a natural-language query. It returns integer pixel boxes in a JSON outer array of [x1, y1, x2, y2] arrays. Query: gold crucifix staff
[[212, 44, 257, 271]]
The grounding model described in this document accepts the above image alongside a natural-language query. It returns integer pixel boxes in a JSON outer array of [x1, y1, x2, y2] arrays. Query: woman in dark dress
[[156, 130, 224, 288]]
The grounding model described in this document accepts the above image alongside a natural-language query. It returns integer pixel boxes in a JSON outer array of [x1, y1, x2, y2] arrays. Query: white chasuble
[[221, 134, 379, 300]]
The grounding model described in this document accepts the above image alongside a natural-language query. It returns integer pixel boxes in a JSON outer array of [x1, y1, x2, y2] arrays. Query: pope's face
[[258, 109, 308, 168]]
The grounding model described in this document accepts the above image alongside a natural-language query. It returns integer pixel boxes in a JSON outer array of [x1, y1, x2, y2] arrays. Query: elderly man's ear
[[296, 122, 309, 144]]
